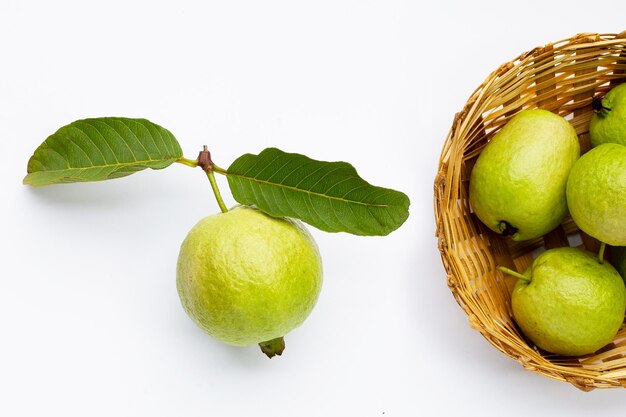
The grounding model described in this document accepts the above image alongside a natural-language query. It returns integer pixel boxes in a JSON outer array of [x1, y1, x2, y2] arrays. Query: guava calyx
[[259, 337, 286, 358], [498, 220, 518, 237], [592, 95, 611, 116]]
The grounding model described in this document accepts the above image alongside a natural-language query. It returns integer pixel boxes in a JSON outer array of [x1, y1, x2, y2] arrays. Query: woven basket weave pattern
[[435, 32, 626, 391]]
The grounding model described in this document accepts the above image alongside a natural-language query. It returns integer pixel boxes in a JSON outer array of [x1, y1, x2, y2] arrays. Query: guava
[[566, 143, 626, 246], [469, 109, 580, 241], [590, 83, 626, 147], [508, 247, 626, 356], [176, 205, 323, 357]]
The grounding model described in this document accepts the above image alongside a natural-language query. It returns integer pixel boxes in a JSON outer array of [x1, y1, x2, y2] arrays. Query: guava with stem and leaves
[[23, 118, 410, 357], [176, 205, 323, 357]]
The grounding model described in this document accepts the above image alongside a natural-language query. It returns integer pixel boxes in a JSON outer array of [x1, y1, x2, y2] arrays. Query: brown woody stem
[[197, 145, 214, 173]]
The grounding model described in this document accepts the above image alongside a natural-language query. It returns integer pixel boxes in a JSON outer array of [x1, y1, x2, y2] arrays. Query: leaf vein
[[114, 119, 152, 158], [293, 163, 325, 188], [100, 119, 139, 161], [65, 135, 96, 166], [246, 152, 282, 178], [132, 119, 161, 157], [26, 159, 175, 175], [76, 121, 120, 164], [226, 172, 389, 208], [70, 125, 108, 164]]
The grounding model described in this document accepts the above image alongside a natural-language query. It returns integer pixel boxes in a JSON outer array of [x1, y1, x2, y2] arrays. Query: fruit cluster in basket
[[470, 83, 626, 357]]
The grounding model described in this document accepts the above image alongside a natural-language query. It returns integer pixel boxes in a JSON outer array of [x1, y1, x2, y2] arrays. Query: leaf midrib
[[227, 171, 392, 208], [26, 157, 176, 175]]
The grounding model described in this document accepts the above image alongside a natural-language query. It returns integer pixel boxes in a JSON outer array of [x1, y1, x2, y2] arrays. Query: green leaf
[[226, 148, 410, 236], [24, 117, 183, 186]]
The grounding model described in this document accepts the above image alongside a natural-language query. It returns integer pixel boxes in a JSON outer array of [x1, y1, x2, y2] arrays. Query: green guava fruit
[[590, 83, 626, 147], [469, 109, 580, 241], [510, 247, 626, 356], [566, 143, 626, 246], [176, 205, 323, 357]]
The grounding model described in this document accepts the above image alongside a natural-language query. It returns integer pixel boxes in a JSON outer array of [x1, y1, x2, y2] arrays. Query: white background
[[2, 1, 626, 416]]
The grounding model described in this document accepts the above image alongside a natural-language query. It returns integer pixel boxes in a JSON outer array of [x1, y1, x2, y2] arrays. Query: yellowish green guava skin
[[469, 109, 580, 241], [512, 247, 626, 356], [176, 206, 323, 346], [566, 143, 626, 246], [590, 83, 626, 147]]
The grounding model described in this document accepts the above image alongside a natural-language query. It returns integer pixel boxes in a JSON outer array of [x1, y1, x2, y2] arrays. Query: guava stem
[[496, 266, 530, 283], [259, 337, 285, 358], [212, 165, 228, 175], [599, 242, 606, 264], [207, 171, 228, 214], [196, 146, 228, 213], [175, 157, 199, 168], [592, 96, 611, 114]]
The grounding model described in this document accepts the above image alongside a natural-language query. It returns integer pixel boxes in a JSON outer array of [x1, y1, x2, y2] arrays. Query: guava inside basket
[[434, 32, 626, 391]]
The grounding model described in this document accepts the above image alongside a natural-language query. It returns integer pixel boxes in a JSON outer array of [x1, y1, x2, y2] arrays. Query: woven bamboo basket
[[434, 32, 626, 391]]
